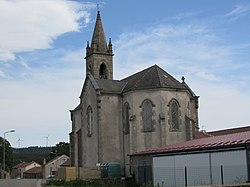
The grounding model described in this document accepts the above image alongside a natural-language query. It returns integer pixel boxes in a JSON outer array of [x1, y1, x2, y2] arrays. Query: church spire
[[85, 10, 114, 80], [91, 11, 108, 53]]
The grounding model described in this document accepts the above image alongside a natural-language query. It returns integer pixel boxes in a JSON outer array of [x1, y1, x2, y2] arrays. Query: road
[[0, 179, 46, 187]]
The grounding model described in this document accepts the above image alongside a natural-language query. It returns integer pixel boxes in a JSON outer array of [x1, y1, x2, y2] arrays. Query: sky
[[0, 0, 249, 148]]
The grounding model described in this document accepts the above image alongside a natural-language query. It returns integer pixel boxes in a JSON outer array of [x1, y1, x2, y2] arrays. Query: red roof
[[45, 155, 69, 166], [194, 131, 212, 139], [12, 161, 36, 169], [208, 125, 250, 136], [24, 167, 42, 174], [133, 131, 250, 156]]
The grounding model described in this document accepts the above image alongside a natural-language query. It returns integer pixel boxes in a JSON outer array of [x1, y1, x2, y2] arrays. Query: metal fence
[[154, 165, 248, 187]]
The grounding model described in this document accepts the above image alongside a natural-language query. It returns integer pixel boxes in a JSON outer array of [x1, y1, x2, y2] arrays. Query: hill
[[12, 146, 52, 165]]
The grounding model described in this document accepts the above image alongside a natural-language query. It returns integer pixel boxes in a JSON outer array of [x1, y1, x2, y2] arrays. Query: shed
[[130, 131, 250, 186]]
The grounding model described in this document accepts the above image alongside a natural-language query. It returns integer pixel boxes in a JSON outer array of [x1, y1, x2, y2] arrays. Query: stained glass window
[[143, 100, 153, 132], [171, 101, 179, 130]]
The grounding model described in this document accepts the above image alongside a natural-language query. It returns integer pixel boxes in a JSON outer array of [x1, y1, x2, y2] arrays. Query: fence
[[154, 165, 248, 187]]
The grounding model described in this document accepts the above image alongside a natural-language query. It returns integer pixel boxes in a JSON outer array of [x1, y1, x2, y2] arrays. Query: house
[[130, 130, 250, 186], [12, 161, 41, 179], [23, 166, 42, 179], [70, 11, 199, 179], [43, 154, 69, 179]]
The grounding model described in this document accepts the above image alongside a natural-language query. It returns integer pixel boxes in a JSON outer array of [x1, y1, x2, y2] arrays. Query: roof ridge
[[134, 65, 154, 88], [154, 65, 163, 86], [133, 130, 250, 155], [121, 65, 154, 81]]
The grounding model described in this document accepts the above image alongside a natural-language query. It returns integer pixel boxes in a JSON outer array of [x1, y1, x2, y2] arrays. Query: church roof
[[90, 11, 108, 53], [121, 64, 186, 93], [96, 79, 126, 94]]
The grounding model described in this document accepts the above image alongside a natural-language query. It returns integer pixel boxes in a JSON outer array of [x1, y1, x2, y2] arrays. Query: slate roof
[[132, 131, 250, 156], [90, 11, 108, 53], [89, 64, 198, 96], [71, 103, 82, 112], [121, 65, 187, 93], [181, 80, 198, 97], [96, 79, 126, 94]]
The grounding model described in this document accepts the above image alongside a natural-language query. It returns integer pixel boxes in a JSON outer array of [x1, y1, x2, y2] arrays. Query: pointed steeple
[[91, 11, 108, 52], [85, 10, 114, 80]]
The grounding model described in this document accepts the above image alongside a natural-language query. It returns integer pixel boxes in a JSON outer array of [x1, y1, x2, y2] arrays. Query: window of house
[[142, 99, 153, 132], [123, 103, 130, 134], [99, 63, 107, 79], [87, 106, 93, 136], [170, 100, 180, 130]]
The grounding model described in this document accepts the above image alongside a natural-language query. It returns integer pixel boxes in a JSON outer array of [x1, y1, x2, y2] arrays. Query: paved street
[[0, 179, 46, 187]]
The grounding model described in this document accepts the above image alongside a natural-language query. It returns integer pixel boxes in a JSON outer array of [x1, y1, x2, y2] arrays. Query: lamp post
[[3, 130, 15, 175]]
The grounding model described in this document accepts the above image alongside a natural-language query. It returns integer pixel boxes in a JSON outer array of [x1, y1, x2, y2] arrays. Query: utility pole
[[3, 130, 15, 176]]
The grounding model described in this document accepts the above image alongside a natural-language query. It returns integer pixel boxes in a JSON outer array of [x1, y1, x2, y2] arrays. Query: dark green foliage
[[0, 137, 14, 172], [12, 141, 69, 166], [49, 142, 69, 160], [12, 146, 52, 165], [45, 179, 140, 187]]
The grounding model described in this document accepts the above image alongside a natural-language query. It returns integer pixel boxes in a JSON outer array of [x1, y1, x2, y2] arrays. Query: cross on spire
[[97, 4, 100, 12]]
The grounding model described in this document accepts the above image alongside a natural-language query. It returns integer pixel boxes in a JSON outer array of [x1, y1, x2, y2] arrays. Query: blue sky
[[0, 0, 249, 147]]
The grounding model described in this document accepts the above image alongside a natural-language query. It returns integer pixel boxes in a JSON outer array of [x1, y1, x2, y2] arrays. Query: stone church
[[70, 11, 199, 178]]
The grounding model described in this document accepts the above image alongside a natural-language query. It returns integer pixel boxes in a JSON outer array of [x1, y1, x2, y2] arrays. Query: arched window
[[142, 99, 153, 132], [169, 100, 180, 130], [87, 106, 93, 137], [99, 63, 107, 79], [123, 103, 130, 134]]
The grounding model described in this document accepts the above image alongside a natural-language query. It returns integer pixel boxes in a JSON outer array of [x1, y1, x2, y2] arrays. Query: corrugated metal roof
[[208, 125, 250, 136], [133, 131, 250, 156]]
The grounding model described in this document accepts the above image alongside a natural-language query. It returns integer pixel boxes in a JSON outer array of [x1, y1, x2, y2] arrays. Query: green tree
[[49, 142, 69, 159], [0, 137, 14, 172]]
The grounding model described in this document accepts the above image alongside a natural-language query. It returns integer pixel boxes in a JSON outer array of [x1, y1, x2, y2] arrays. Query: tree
[[49, 142, 69, 160], [0, 137, 14, 172]]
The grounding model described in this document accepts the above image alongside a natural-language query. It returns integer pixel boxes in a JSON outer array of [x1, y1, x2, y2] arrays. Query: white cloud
[[195, 71, 218, 81], [0, 49, 84, 147], [0, 50, 16, 62], [113, 22, 250, 131], [225, 4, 250, 20], [193, 80, 250, 131], [114, 24, 231, 81], [0, 69, 6, 78], [0, 0, 95, 62], [171, 11, 199, 20]]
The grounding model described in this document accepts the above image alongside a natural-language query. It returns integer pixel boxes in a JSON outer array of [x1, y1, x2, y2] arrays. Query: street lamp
[[3, 130, 15, 175]]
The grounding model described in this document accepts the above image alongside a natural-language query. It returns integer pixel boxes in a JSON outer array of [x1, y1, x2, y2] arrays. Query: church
[[69, 11, 199, 178]]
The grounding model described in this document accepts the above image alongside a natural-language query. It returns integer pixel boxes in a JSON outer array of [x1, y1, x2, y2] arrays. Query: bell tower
[[85, 11, 114, 80]]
